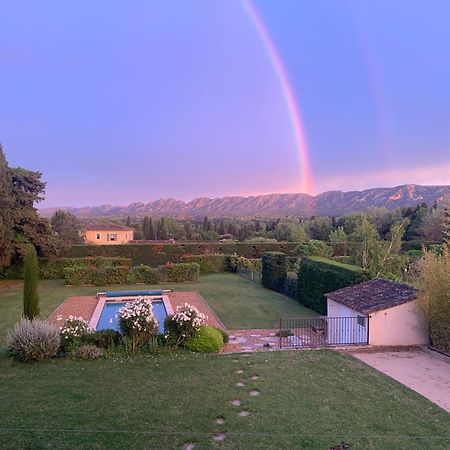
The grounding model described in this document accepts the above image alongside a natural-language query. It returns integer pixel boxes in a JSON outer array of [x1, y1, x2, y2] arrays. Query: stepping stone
[[236, 369, 244, 374], [230, 398, 241, 406], [183, 443, 195, 450], [236, 381, 245, 387], [250, 375, 259, 380], [239, 410, 250, 417], [249, 390, 260, 397], [212, 432, 226, 442], [214, 417, 225, 425]]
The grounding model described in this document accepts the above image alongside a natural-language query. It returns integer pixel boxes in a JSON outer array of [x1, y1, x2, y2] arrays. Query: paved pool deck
[[47, 291, 225, 330]]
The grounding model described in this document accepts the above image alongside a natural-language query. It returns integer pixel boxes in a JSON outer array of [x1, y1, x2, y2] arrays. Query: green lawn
[[0, 274, 315, 342], [0, 350, 448, 449]]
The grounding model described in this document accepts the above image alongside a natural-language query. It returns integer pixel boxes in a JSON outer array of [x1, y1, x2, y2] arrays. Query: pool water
[[96, 300, 167, 334]]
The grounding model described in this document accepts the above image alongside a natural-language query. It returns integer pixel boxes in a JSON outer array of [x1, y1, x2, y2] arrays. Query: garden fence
[[237, 266, 262, 284], [279, 316, 369, 349]]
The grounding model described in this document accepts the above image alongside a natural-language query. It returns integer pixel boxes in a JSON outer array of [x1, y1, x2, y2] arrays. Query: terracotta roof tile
[[325, 278, 417, 314]]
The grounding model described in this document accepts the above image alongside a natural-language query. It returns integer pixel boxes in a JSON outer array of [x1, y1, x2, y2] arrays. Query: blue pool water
[[96, 300, 167, 334]]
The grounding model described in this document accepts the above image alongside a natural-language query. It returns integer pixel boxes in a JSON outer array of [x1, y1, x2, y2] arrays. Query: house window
[[107, 233, 117, 241], [357, 315, 366, 327], [96, 233, 101, 240]]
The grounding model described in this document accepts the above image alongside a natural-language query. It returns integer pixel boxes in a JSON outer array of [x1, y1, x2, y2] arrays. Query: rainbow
[[242, 0, 313, 195]]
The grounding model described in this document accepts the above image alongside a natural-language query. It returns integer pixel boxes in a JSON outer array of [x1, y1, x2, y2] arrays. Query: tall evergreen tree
[[157, 217, 168, 240], [202, 216, 211, 232], [142, 216, 150, 239], [0, 145, 14, 267], [148, 217, 156, 240], [23, 245, 39, 319], [125, 216, 131, 227]]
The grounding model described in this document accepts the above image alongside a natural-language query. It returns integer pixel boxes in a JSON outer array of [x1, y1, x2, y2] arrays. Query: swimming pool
[[96, 299, 168, 334]]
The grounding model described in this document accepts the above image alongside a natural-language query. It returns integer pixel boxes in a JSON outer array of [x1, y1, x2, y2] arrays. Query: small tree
[[23, 245, 40, 319]]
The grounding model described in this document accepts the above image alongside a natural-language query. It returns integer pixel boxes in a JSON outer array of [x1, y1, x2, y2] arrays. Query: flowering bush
[[59, 316, 91, 351], [118, 297, 159, 352], [6, 319, 60, 362], [164, 303, 207, 347]]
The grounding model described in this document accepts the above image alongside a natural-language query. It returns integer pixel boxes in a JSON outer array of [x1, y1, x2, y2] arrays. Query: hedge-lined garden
[[297, 257, 370, 314]]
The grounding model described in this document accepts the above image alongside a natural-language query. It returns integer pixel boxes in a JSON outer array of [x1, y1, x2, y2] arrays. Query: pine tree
[[23, 245, 39, 319], [0, 145, 14, 267], [125, 216, 131, 227], [202, 216, 211, 232]]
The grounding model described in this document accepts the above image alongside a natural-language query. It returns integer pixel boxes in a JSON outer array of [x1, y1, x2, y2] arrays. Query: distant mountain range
[[39, 184, 450, 218]]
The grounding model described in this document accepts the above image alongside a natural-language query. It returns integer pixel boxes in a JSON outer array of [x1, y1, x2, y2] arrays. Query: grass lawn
[[0, 350, 448, 449], [0, 274, 315, 342]]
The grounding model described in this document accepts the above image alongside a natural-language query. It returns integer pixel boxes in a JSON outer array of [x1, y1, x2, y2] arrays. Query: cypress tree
[[23, 245, 40, 319], [148, 217, 156, 240], [0, 145, 14, 268]]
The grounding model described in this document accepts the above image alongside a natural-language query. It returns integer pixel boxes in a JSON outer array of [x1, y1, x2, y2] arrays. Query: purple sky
[[1, 0, 450, 207]]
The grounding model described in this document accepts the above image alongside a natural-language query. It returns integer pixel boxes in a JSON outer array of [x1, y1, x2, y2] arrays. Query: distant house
[[81, 224, 134, 245], [325, 279, 428, 346]]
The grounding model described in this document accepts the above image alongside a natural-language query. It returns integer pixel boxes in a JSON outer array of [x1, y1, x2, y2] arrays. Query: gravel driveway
[[351, 349, 450, 413]]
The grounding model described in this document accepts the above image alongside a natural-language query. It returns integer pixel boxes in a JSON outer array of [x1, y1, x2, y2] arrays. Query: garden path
[[222, 329, 280, 353]]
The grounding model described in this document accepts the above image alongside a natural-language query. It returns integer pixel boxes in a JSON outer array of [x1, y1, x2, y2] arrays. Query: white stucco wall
[[368, 299, 428, 346]]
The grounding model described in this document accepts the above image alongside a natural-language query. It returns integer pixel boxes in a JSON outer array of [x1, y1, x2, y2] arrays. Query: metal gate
[[279, 316, 369, 348]]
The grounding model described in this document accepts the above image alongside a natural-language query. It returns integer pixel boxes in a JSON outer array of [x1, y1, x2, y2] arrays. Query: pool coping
[[88, 294, 174, 330]]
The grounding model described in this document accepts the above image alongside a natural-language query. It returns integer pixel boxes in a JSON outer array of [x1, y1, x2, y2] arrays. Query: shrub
[[132, 264, 159, 283], [118, 297, 159, 352], [415, 244, 450, 355], [59, 316, 92, 351], [213, 327, 229, 344], [295, 240, 333, 259], [69, 345, 103, 360], [165, 262, 200, 282], [185, 325, 224, 353], [6, 319, 60, 362], [180, 254, 228, 274], [23, 245, 39, 319], [297, 257, 370, 314], [164, 303, 207, 347], [85, 329, 122, 349], [262, 252, 287, 292], [283, 272, 298, 299]]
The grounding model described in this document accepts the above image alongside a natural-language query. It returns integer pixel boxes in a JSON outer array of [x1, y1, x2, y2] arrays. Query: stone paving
[[222, 328, 280, 353]]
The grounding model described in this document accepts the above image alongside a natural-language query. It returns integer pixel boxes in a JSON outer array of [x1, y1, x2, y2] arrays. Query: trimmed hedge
[[262, 252, 287, 293], [180, 254, 228, 274], [283, 272, 298, 299], [64, 266, 130, 286], [64, 242, 299, 266], [297, 256, 370, 314], [132, 264, 159, 284], [165, 263, 200, 282]]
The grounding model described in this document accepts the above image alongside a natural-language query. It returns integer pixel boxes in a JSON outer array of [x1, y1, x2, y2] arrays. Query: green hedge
[[297, 256, 370, 314], [131, 264, 159, 284], [262, 252, 287, 293], [401, 240, 442, 252], [64, 266, 130, 286], [64, 242, 299, 266], [283, 272, 298, 299], [180, 254, 228, 274], [165, 263, 200, 282], [0, 257, 131, 280]]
